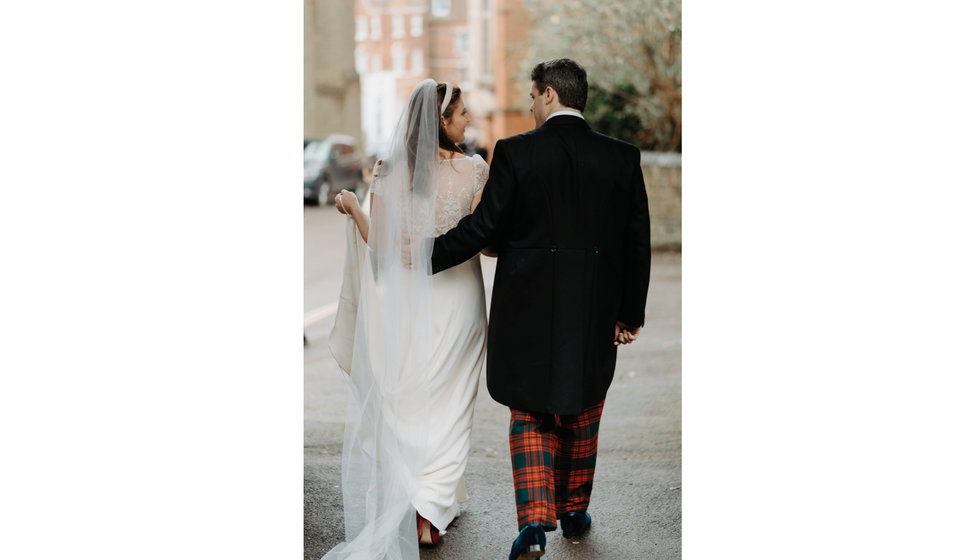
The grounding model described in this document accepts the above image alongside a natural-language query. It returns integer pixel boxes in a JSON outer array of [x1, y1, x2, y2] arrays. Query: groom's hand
[[613, 321, 640, 346]]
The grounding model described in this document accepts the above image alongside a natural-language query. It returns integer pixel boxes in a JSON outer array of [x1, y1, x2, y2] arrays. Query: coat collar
[[541, 114, 590, 129]]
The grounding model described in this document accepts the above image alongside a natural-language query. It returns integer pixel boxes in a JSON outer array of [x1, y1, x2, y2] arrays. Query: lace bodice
[[369, 155, 489, 236], [433, 155, 489, 235]]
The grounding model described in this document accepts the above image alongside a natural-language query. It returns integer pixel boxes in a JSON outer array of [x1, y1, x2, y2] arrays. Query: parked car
[[304, 135, 364, 206]]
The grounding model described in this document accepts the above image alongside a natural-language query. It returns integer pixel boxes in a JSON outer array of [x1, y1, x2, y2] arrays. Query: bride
[[324, 79, 490, 559]]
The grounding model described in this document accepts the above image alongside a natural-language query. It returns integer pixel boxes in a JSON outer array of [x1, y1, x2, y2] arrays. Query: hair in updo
[[402, 81, 467, 187], [435, 83, 465, 155]]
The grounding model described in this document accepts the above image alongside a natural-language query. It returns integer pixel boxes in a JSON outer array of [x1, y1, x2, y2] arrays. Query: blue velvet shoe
[[508, 523, 546, 560], [558, 511, 592, 539]]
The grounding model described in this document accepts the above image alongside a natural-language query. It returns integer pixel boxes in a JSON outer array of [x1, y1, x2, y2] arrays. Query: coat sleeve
[[430, 139, 517, 274], [618, 148, 651, 327]]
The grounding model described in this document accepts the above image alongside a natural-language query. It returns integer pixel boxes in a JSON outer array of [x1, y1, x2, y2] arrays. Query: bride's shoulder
[[453, 154, 488, 175], [440, 153, 487, 173], [438, 148, 468, 161]]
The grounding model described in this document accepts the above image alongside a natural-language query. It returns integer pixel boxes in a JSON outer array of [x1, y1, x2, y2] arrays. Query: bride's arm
[[469, 193, 497, 257], [336, 190, 372, 243], [336, 160, 382, 243], [470, 157, 497, 257], [468, 191, 482, 214]]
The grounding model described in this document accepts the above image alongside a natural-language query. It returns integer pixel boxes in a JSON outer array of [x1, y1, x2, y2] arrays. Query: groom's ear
[[545, 86, 562, 107], [543, 86, 555, 104]]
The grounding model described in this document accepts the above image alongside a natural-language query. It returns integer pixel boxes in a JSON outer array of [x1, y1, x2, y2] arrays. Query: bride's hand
[[334, 189, 359, 216]]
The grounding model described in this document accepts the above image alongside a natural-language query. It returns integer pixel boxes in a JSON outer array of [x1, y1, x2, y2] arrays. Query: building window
[[411, 48, 424, 75], [371, 54, 382, 72], [392, 15, 404, 38], [370, 16, 382, 40], [355, 17, 368, 42], [410, 15, 423, 37], [392, 43, 405, 75], [432, 0, 451, 17], [454, 31, 469, 55]]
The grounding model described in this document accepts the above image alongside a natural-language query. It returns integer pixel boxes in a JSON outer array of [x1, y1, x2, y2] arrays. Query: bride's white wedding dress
[[411, 154, 489, 530], [323, 152, 489, 560]]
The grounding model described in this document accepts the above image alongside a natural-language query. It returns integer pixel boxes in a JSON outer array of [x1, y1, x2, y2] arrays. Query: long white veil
[[322, 80, 440, 560]]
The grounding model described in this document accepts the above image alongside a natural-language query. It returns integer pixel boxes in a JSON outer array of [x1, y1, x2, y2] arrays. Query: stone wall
[[641, 152, 681, 251], [305, 0, 361, 142]]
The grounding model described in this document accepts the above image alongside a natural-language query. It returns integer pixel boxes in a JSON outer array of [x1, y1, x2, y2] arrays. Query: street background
[[7, 4, 980, 560], [304, 204, 681, 559], [6, 4, 980, 559]]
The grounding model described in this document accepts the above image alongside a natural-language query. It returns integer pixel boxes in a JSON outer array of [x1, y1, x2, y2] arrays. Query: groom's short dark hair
[[531, 58, 588, 111]]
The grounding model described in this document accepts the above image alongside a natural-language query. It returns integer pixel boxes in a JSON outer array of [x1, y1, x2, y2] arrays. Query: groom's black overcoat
[[431, 115, 650, 415]]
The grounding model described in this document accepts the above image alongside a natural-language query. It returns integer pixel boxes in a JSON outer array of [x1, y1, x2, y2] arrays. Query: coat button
[[593, 246, 600, 254], [550, 246, 557, 253]]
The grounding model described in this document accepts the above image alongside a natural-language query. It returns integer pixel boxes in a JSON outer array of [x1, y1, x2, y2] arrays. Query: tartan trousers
[[509, 399, 605, 531]]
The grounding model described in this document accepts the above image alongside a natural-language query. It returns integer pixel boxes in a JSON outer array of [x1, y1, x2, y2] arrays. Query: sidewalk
[[304, 252, 681, 559]]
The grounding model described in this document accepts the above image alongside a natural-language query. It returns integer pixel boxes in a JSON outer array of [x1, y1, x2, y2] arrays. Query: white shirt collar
[[546, 110, 585, 122]]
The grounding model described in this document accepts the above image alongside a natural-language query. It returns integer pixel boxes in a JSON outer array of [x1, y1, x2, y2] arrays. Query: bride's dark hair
[[436, 83, 466, 155], [404, 82, 465, 184]]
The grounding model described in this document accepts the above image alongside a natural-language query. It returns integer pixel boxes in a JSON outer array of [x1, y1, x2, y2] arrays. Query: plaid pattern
[[509, 400, 605, 531]]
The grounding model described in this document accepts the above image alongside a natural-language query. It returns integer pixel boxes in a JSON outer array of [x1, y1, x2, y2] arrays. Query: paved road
[[304, 204, 681, 559]]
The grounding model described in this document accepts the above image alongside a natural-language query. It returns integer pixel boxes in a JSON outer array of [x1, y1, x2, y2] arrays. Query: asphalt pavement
[[304, 204, 681, 559]]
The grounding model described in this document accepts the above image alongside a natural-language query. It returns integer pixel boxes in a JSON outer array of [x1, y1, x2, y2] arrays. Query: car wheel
[[317, 181, 331, 206]]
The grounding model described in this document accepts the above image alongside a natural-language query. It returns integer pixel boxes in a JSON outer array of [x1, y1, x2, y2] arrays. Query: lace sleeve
[[472, 154, 489, 196]]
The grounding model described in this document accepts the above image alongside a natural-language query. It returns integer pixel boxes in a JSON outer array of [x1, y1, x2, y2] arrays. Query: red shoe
[[417, 512, 441, 546]]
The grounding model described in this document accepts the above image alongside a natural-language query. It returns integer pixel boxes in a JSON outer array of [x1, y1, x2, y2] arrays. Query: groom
[[429, 58, 651, 559]]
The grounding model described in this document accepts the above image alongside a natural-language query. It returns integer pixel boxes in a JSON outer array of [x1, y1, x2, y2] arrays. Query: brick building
[[353, 0, 534, 159], [354, 0, 467, 156], [477, 0, 535, 159]]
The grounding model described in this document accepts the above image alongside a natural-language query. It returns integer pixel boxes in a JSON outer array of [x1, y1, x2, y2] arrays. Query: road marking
[[304, 301, 339, 327]]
